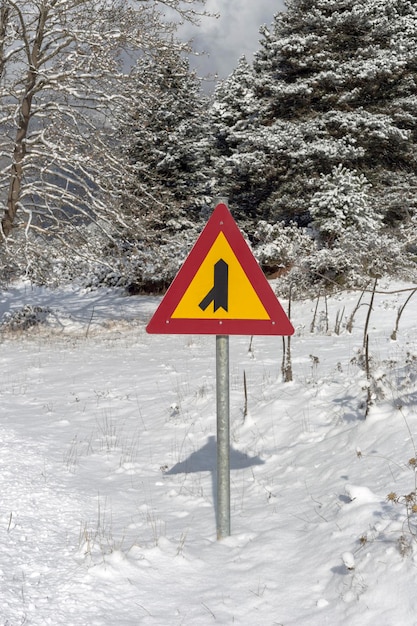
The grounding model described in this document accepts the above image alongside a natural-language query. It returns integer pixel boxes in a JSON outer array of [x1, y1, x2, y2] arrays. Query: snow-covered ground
[[0, 280, 416, 625]]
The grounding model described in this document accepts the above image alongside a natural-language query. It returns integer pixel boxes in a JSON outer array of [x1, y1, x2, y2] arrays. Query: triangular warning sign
[[146, 204, 294, 335]]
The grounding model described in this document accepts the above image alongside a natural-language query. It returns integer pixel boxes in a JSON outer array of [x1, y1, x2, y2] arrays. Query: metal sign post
[[216, 334, 230, 539], [146, 200, 294, 540]]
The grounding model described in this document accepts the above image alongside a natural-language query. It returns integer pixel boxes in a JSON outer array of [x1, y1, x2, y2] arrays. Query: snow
[[0, 280, 416, 624]]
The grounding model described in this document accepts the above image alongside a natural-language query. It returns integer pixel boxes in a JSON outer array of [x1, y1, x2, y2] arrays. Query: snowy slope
[[0, 281, 416, 625]]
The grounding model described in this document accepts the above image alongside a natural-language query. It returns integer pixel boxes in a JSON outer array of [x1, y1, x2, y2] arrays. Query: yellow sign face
[[172, 232, 270, 320]]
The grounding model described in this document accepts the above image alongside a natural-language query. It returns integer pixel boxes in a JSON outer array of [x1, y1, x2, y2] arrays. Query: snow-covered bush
[[276, 246, 361, 298], [1, 305, 53, 331], [0, 225, 105, 288], [309, 165, 379, 246], [253, 220, 314, 275], [275, 225, 417, 298]]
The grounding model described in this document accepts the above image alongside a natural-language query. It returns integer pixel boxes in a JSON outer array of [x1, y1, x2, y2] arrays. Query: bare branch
[[0, 0, 206, 259]]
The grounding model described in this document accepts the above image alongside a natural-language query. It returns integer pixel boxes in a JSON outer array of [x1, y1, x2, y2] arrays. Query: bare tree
[[0, 0, 206, 277]]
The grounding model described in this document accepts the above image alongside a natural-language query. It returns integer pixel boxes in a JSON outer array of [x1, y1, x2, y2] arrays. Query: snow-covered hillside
[[0, 281, 416, 625]]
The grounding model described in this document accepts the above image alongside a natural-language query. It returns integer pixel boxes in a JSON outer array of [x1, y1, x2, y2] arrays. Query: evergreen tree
[[125, 51, 209, 223], [208, 56, 269, 223], [104, 49, 211, 293], [309, 165, 379, 246], [210, 0, 417, 229]]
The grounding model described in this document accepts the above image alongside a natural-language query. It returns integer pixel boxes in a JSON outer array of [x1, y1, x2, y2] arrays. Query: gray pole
[[216, 334, 230, 539]]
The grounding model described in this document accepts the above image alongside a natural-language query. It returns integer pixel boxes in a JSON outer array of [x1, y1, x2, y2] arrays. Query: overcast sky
[[181, 0, 286, 87]]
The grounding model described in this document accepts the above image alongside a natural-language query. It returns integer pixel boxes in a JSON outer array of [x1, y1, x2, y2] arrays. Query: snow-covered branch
[[0, 0, 206, 267]]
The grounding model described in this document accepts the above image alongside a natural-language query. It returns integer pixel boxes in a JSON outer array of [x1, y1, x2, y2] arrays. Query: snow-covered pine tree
[[123, 50, 209, 232], [309, 164, 379, 246], [99, 48, 212, 293], [208, 57, 263, 222], [210, 0, 417, 231]]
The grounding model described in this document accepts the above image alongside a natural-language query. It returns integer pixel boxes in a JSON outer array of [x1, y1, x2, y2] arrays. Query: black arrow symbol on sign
[[199, 259, 229, 313]]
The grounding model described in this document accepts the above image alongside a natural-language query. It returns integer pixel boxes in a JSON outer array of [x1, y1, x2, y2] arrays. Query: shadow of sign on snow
[[165, 435, 265, 527]]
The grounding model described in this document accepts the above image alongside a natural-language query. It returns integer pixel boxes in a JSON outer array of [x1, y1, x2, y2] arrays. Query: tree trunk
[[1, 4, 47, 239], [0, 3, 10, 80]]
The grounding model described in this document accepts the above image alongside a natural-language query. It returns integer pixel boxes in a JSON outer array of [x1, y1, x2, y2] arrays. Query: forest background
[[0, 0, 416, 297]]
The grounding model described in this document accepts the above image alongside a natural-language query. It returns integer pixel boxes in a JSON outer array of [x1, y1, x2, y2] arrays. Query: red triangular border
[[146, 204, 294, 335]]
